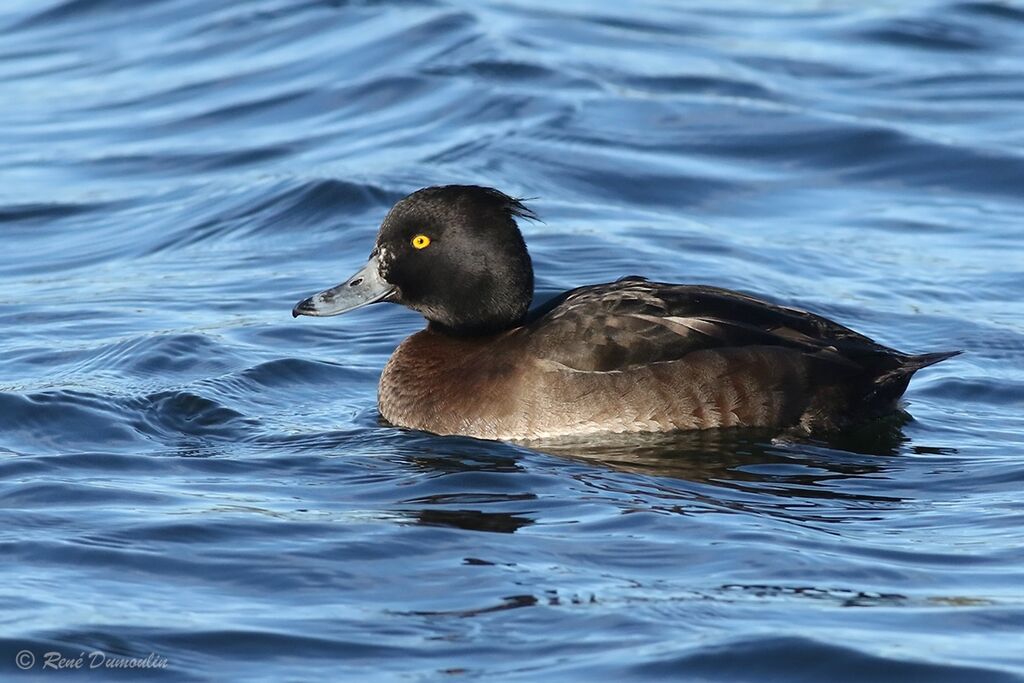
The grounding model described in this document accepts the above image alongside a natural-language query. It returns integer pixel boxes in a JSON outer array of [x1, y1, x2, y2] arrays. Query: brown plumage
[[293, 186, 958, 441]]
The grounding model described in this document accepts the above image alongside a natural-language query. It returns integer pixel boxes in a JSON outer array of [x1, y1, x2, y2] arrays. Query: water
[[2, 0, 1023, 680]]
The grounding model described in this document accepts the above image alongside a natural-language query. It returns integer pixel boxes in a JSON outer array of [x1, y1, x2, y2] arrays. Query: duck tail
[[864, 349, 960, 406], [901, 350, 962, 372], [880, 349, 961, 383]]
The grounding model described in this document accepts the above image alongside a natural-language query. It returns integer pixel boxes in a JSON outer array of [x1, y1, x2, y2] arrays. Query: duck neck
[[426, 315, 523, 338], [420, 271, 534, 337]]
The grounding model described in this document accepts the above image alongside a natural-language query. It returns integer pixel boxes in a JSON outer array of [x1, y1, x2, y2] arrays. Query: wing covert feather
[[523, 278, 888, 372]]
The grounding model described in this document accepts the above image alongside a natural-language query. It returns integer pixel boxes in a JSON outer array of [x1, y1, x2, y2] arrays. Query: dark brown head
[[293, 185, 537, 335]]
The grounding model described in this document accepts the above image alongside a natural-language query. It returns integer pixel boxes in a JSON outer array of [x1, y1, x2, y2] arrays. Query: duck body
[[377, 277, 955, 440], [293, 185, 957, 441]]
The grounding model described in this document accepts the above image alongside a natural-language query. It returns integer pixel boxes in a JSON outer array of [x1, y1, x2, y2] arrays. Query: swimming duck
[[293, 185, 956, 441]]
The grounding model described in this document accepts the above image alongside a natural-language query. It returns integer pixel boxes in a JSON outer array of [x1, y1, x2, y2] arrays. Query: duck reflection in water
[[389, 413, 937, 536]]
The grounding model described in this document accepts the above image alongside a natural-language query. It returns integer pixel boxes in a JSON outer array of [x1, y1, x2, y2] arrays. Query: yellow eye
[[411, 234, 431, 249]]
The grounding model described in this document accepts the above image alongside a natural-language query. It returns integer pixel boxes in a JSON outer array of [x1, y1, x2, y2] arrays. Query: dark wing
[[523, 277, 894, 372]]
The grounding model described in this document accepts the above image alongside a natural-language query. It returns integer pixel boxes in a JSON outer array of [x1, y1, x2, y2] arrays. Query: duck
[[292, 185, 957, 441]]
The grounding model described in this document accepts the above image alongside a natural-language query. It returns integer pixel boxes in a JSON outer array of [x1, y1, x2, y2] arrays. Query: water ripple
[[1, 0, 1023, 680]]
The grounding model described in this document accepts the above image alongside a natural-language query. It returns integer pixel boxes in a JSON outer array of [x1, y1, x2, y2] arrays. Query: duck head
[[292, 185, 537, 336]]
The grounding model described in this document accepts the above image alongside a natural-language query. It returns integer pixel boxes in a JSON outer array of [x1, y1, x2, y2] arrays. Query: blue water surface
[[2, 0, 1024, 680]]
